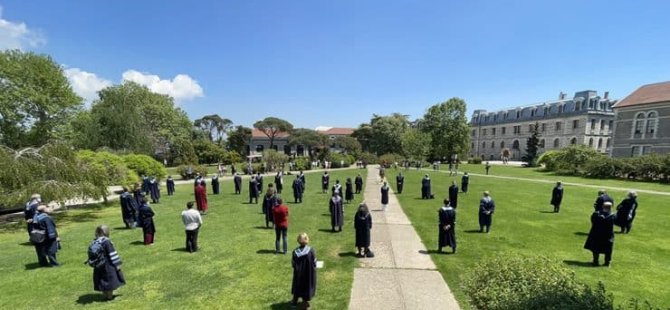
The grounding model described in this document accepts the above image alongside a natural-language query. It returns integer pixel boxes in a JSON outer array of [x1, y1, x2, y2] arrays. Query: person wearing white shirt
[[181, 202, 203, 253]]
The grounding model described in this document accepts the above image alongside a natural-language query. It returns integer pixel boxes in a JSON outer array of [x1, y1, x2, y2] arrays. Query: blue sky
[[2, 0, 669, 129]]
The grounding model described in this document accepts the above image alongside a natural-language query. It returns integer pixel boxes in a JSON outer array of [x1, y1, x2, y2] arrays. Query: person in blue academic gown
[[584, 202, 616, 266], [330, 192, 344, 232], [478, 191, 495, 233], [421, 174, 432, 199], [291, 233, 317, 308], [551, 182, 564, 213], [234, 173, 242, 194], [141, 176, 151, 195], [321, 172, 330, 193], [249, 177, 259, 204], [331, 179, 342, 197], [293, 176, 304, 203], [448, 181, 459, 209], [91, 225, 125, 300], [119, 187, 138, 228], [438, 199, 457, 253], [593, 190, 613, 212], [461, 173, 470, 193], [138, 198, 156, 245], [262, 185, 278, 228], [149, 177, 160, 203], [256, 173, 264, 194], [31, 205, 60, 267], [166, 176, 175, 196], [211, 175, 220, 195], [615, 191, 638, 234]]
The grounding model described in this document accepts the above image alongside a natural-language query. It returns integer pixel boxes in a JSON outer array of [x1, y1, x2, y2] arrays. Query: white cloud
[[121, 70, 204, 102], [64, 68, 113, 103], [0, 6, 46, 50]]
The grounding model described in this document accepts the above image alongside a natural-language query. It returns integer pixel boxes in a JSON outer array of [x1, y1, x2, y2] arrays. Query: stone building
[[469, 90, 617, 161], [315, 127, 355, 153], [611, 81, 670, 157]]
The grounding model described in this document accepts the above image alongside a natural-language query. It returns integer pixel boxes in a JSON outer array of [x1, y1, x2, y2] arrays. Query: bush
[[357, 152, 378, 165], [468, 157, 482, 164], [293, 157, 311, 171], [463, 254, 614, 310], [77, 150, 138, 195], [378, 153, 404, 168], [327, 153, 353, 168], [221, 151, 242, 165], [123, 154, 167, 180], [263, 149, 289, 170], [176, 165, 209, 180]]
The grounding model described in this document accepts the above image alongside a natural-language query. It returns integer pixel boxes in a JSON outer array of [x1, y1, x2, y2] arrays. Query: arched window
[[597, 138, 603, 150], [512, 140, 520, 150], [482, 141, 486, 149], [539, 139, 545, 148], [633, 112, 645, 138], [500, 141, 505, 149], [553, 138, 560, 148], [606, 138, 610, 148], [570, 137, 577, 145], [491, 141, 495, 148], [646, 111, 658, 137], [588, 138, 593, 147]]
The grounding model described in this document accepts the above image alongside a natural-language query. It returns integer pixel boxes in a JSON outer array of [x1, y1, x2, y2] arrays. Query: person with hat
[[615, 191, 639, 234], [584, 201, 616, 266]]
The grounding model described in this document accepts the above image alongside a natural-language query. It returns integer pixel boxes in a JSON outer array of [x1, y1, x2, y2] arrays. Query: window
[[591, 119, 596, 130], [500, 141, 505, 149], [588, 138, 593, 147], [570, 137, 577, 145], [631, 146, 640, 157], [255, 145, 264, 152], [513, 125, 521, 134], [573, 120, 579, 129], [491, 141, 495, 148], [606, 138, 610, 148], [512, 140, 520, 150], [646, 112, 658, 136], [483, 129, 487, 136], [555, 122, 562, 130], [600, 119, 605, 130], [492, 128, 496, 136], [633, 112, 645, 136], [284, 145, 291, 155], [472, 130, 476, 136], [471, 142, 475, 149], [541, 123, 546, 132], [597, 138, 603, 150], [608, 120, 613, 132], [516, 111, 520, 118], [643, 146, 653, 155], [502, 127, 506, 134], [553, 138, 560, 148], [482, 142, 486, 149], [558, 105, 564, 113], [539, 139, 545, 148]]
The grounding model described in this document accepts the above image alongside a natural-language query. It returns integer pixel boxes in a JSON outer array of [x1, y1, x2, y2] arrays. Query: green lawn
[[389, 167, 670, 309], [0, 170, 365, 309]]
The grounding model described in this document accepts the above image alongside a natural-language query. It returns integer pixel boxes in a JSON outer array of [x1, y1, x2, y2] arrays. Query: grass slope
[[390, 167, 670, 309], [0, 169, 365, 309]]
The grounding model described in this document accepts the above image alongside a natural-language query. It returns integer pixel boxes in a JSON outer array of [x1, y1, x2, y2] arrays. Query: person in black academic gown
[[31, 205, 60, 267], [166, 176, 175, 196], [249, 177, 259, 204], [275, 171, 284, 194], [615, 191, 638, 234], [256, 173, 264, 194], [331, 179, 342, 197], [291, 233, 317, 308], [584, 202, 616, 266], [298, 171, 306, 190], [421, 174, 432, 199], [461, 173, 470, 193], [133, 183, 144, 211], [396, 173, 404, 194], [345, 178, 354, 203], [262, 185, 278, 228], [448, 181, 459, 209], [91, 225, 125, 300], [138, 197, 156, 245], [119, 187, 138, 228], [551, 182, 564, 213], [329, 192, 344, 232], [593, 190, 614, 212], [381, 182, 390, 211], [211, 175, 220, 195], [354, 203, 373, 258], [234, 173, 242, 194], [355, 174, 363, 194], [322, 172, 330, 194], [141, 176, 150, 195], [293, 176, 304, 203], [478, 191, 495, 233], [149, 177, 160, 203], [438, 199, 457, 253]]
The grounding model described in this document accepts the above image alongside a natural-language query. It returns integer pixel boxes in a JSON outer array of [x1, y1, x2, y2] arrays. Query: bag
[[29, 229, 46, 244], [86, 239, 107, 268]]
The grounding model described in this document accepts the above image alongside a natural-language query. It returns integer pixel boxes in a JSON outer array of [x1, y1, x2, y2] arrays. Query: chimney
[[559, 92, 566, 100], [604, 91, 609, 99]]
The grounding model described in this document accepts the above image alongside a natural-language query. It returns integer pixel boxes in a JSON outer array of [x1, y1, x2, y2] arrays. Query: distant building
[[611, 81, 670, 157], [249, 129, 296, 156], [315, 127, 355, 153], [470, 90, 617, 161]]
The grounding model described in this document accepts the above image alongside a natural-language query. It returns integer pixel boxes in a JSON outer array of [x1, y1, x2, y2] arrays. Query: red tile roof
[[317, 127, 355, 135], [251, 128, 290, 138], [615, 81, 670, 108]]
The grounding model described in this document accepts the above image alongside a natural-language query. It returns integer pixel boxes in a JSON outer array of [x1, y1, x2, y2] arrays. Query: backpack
[[86, 238, 107, 268], [29, 228, 46, 244]]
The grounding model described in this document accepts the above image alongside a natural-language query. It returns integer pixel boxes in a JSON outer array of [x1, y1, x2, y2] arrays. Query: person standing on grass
[[133, 183, 144, 209], [355, 174, 363, 194], [149, 176, 160, 204], [381, 181, 390, 211], [461, 172, 470, 193], [448, 181, 459, 209], [120, 187, 138, 229], [24, 194, 41, 233], [181, 202, 203, 253], [256, 172, 264, 194], [332, 179, 342, 197], [421, 174, 432, 199], [584, 201, 616, 267], [438, 199, 457, 253], [138, 197, 156, 245], [234, 173, 242, 195], [615, 191, 638, 234], [263, 185, 278, 228], [291, 233, 317, 309], [142, 175, 151, 195], [322, 171, 330, 194], [594, 190, 614, 212], [293, 175, 304, 203], [275, 171, 284, 194], [485, 161, 491, 175], [89, 225, 125, 300], [551, 182, 564, 213], [345, 178, 354, 204], [396, 172, 404, 194], [272, 198, 289, 254], [298, 170, 306, 190], [330, 192, 344, 232], [249, 176, 259, 204], [166, 176, 175, 196], [195, 180, 209, 214], [30, 205, 60, 267], [354, 203, 373, 258], [211, 175, 220, 195], [478, 191, 495, 233]]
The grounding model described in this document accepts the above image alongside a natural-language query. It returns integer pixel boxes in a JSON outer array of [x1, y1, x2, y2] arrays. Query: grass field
[[0, 170, 365, 309], [389, 166, 670, 309]]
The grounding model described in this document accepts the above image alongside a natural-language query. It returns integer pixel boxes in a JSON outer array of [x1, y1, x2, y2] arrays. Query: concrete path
[[348, 166, 460, 310]]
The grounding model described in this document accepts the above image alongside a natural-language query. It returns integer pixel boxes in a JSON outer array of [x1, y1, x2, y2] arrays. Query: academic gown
[[293, 179, 304, 202], [332, 184, 342, 197], [211, 177, 220, 195], [448, 185, 459, 208], [355, 177, 363, 194], [133, 189, 144, 208], [615, 198, 638, 228], [421, 178, 431, 199], [594, 194, 614, 212], [345, 181, 354, 202], [195, 185, 208, 213], [354, 212, 372, 248], [166, 179, 175, 196], [396, 175, 404, 194], [120, 192, 138, 227], [584, 210, 616, 254], [149, 181, 160, 203], [438, 206, 457, 249], [93, 237, 125, 292], [249, 179, 259, 202], [275, 175, 283, 193], [234, 175, 242, 194], [322, 175, 330, 192], [330, 196, 344, 228], [381, 186, 390, 205], [461, 175, 470, 193], [298, 174, 306, 190], [138, 204, 156, 234], [256, 176, 264, 193], [263, 194, 278, 225], [33, 213, 59, 262], [551, 186, 563, 208], [478, 197, 495, 227], [292, 246, 317, 301], [142, 178, 150, 194]]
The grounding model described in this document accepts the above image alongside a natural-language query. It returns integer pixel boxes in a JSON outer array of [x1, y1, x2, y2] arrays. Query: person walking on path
[[461, 173, 470, 193], [381, 181, 390, 211], [291, 233, 317, 309], [584, 201, 616, 267], [272, 198, 289, 254], [138, 197, 156, 245], [438, 199, 457, 253], [396, 172, 404, 194], [181, 202, 203, 253], [30, 205, 60, 267], [478, 191, 495, 233], [330, 192, 344, 232], [354, 203, 373, 258], [88, 225, 125, 300], [551, 182, 564, 213], [615, 191, 638, 234], [355, 174, 363, 194]]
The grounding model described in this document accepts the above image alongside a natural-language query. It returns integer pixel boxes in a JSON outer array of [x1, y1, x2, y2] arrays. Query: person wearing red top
[[194, 181, 208, 214], [272, 198, 289, 254]]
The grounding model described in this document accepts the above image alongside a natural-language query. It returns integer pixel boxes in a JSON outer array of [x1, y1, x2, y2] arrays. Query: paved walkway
[[348, 166, 460, 310]]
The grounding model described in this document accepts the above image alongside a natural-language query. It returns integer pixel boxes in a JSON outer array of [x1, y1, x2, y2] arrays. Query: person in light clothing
[[182, 202, 203, 253]]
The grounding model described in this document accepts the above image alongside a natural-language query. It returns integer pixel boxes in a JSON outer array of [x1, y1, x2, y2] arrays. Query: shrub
[[357, 152, 378, 165], [327, 153, 353, 168], [468, 157, 482, 164], [263, 149, 289, 170], [77, 150, 138, 197], [378, 153, 404, 168], [293, 157, 311, 171], [463, 254, 614, 310], [123, 154, 167, 180], [176, 165, 209, 180], [221, 151, 242, 165]]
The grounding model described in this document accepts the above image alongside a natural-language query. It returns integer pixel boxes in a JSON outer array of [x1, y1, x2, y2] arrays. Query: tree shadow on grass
[[76, 293, 114, 305], [256, 249, 277, 255], [563, 260, 595, 267], [574, 232, 589, 236], [24, 262, 43, 270]]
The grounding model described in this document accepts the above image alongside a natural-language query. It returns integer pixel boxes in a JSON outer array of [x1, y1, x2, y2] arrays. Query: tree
[[369, 113, 410, 155], [422, 98, 470, 160], [226, 125, 252, 156], [193, 140, 226, 164], [351, 124, 373, 152], [334, 136, 362, 155], [76, 150, 138, 203], [193, 114, 232, 144], [522, 122, 541, 167], [169, 137, 198, 166], [401, 128, 432, 162], [253, 117, 293, 148], [262, 149, 289, 171], [289, 128, 328, 158], [0, 50, 82, 148]]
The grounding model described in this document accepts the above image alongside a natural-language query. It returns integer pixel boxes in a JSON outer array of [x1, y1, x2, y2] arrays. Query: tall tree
[[226, 125, 252, 156], [334, 136, 362, 155], [193, 114, 232, 144], [0, 50, 82, 148], [369, 113, 410, 155], [351, 124, 373, 152], [522, 122, 541, 167], [289, 128, 328, 158], [253, 117, 293, 148], [401, 128, 432, 162], [422, 98, 470, 160]]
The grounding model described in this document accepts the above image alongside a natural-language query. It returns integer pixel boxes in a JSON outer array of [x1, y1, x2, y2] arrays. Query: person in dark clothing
[[461, 173, 470, 193], [448, 181, 459, 209], [381, 182, 390, 211], [329, 193, 344, 232], [195, 181, 208, 214], [485, 162, 491, 175], [141, 175, 150, 195], [354, 203, 373, 258], [584, 202, 616, 266], [345, 178, 354, 203], [321, 172, 330, 194], [272, 198, 289, 254], [275, 171, 284, 194], [149, 177, 160, 203], [291, 233, 317, 309], [119, 187, 138, 228], [551, 181, 564, 213], [211, 175, 220, 195], [262, 185, 278, 228], [30, 205, 60, 267], [133, 183, 144, 209], [234, 173, 242, 194], [256, 173, 264, 194], [293, 176, 304, 203], [615, 191, 639, 234], [331, 179, 342, 197], [396, 172, 404, 194], [138, 198, 156, 245], [438, 199, 457, 253], [479, 191, 495, 233], [166, 176, 175, 196], [355, 174, 363, 194], [24, 194, 41, 233], [249, 177, 259, 204], [594, 190, 614, 212], [90, 225, 125, 300], [421, 174, 432, 199]]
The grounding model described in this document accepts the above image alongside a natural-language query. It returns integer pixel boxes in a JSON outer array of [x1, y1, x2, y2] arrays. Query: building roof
[[615, 81, 670, 108], [251, 128, 290, 138], [316, 127, 355, 135]]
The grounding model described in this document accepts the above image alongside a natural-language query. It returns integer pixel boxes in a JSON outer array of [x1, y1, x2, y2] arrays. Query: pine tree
[[522, 122, 541, 167]]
